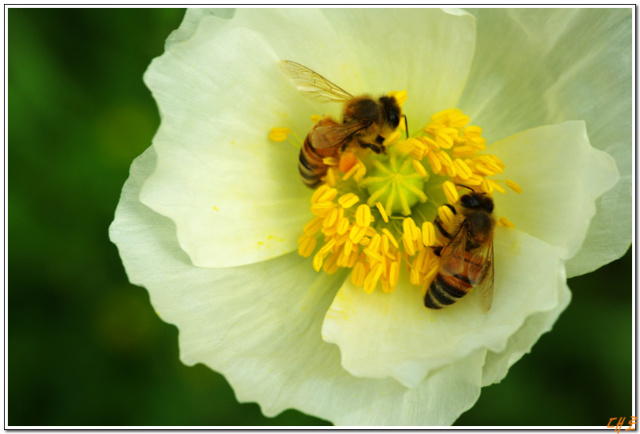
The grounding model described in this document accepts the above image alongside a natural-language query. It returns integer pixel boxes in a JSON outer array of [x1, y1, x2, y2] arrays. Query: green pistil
[[362, 151, 428, 217]]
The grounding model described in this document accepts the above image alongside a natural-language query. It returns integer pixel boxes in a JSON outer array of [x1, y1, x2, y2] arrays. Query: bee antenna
[[457, 184, 475, 193], [402, 115, 409, 139]]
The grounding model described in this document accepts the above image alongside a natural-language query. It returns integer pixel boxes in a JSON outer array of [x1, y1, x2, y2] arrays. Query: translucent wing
[[279, 60, 354, 103], [472, 242, 494, 313], [310, 121, 371, 149], [439, 221, 494, 312]]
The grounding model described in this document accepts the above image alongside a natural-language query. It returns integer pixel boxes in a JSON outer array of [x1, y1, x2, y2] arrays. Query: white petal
[[322, 226, 564, 388], [459, 8, 631, 275], [142, 21, 319, 268], [111, 146, 487, 426], [318, 8, 476, 129], [165, 8, 235, 48], [482, 269, 571, 386], [490, 121, 618, 261]]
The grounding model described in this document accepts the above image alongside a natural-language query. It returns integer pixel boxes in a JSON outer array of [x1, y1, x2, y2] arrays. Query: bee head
[[460, 191, 494, 213], [379, 96, 401, 129]]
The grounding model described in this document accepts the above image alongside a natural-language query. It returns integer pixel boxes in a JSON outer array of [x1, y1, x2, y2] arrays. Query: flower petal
[[318, 8, 476, 130], [141, 20, 321, 268], [490, 121, 618, 261], [111, 146, 486, 426], [459, 8, 631, 275], [322, 226, 564, 388], [482, 269, 571, 386]]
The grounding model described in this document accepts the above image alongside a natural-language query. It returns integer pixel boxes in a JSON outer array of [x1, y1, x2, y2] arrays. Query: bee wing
[[279, 60, 354, 103], [311, 121, 371, 149], [440, 222, 494, 312], [438, 222, 470, 278], [474, 242, 495, 313]]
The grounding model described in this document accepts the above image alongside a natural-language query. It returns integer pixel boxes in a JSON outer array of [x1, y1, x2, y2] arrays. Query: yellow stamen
[[268, 127, 291, 142], [338, 193, 360, 208], [498, 216, 516, 228], [506, 179, 523, 194], [355, 204, 373, 227], [443, 181, 459, 205], [298, 235, 317, 257], [375, 202, 389, 223], [438, 205, 455, 226], [292, 105, 519, 297], [412, 159, 428, 177], [422, 221, 436, 247]]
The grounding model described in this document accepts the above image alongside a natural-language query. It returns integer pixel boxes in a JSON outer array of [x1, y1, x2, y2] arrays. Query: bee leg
[[431, 246, 443, 257], [360, 141, 384, 154]]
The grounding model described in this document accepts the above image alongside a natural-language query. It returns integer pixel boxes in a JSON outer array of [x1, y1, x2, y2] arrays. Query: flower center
[[274, 104, 521, 295]]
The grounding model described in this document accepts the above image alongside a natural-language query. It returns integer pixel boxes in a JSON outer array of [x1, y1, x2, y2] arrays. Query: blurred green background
[[8, 8, 633, 427]]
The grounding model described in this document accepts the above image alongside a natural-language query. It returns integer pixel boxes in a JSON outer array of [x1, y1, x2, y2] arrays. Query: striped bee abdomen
[[299, 133, 328, 189]]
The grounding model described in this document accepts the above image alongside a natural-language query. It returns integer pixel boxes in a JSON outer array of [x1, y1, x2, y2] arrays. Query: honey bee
[[279, 60, 403, 188], [425, 188, 495, 311]]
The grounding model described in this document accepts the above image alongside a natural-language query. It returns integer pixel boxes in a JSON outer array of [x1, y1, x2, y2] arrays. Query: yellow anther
[[310, 114, 323, 123], [351, 261, 367, 286], [323, 207, 340, 228], [313, 251, 324, 272], [395, 139, 415, 156], [488, 154, 506, 169], [268, 127, 291, 142], [426, 151, 442, 174], [323, 252, 339, 275], [412, 159, 428, 177], [298, 236, 317, 257], [402, 232, 416, 256], [410, 267, 421, 285], [383, 129, 402, 147], [402, 217, 419, 241], [336, 217, 350, 235], [349, 225, 367, 244], [421, 136, 440, 151], [364, 249, 384, 263], [436, 131, 454, 149], [355, 204, 372, 227], [422, 221, 436, 247], [498, 216, 515, 228], [318, 238, 336, 257], [445, 165, 457, 178], [506, 179, 523, 194], [443, 181, 459, 205], [367, 233, 381, 253], [453, 158, 473, 180], [388, 89, 408, 107], [437, 150, 453, 168], [475, 164, 496, 177], [322, 157, 339, 166], [481, 178, 493, 194], [310, 201, 335, 216], [375, 202, 389, 223], [318, 186, 338, 203], [489, 179, 506, 194], [363, 263, 383, 293], [303, 216, 324, 235], [467, 136, 487, 150], [344, 239, 354, 257], [464, 125, 482, 136], [438, 205, 455, 226], [389, 261, 399, 288], [311, 184, 330, 204], [325, 167, 338, 186], [381, 228, 399, 249], [452, 145, 477, 158], [338, 193, 360, 209], [342, 162, 362, 181]]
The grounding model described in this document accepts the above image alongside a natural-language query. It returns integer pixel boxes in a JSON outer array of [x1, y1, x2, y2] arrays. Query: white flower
[[110, 8, 631, 426]]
